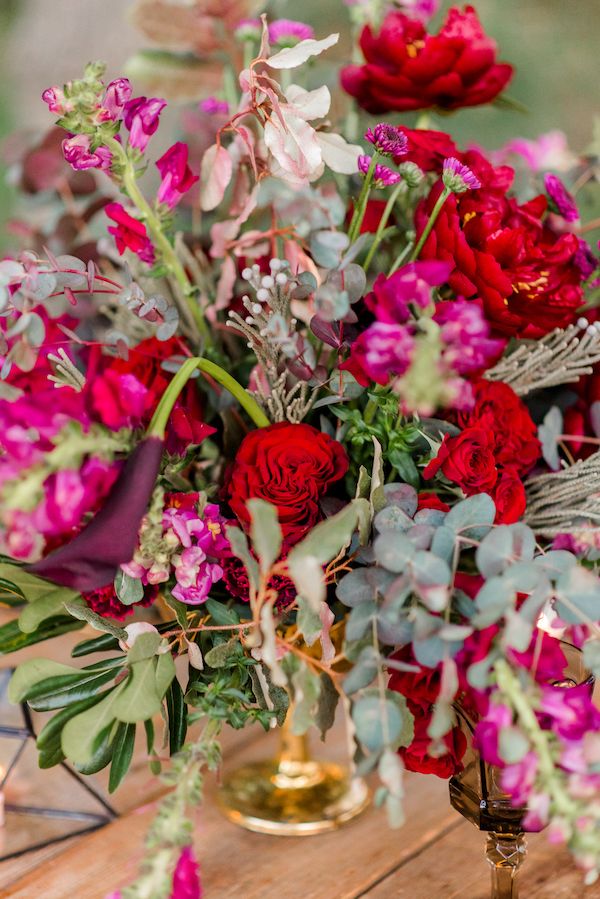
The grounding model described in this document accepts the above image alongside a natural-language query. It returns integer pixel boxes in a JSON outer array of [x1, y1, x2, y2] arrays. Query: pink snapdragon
[[545, 173, 579, 223], [42, 86, 70, 115], [62, 135, 112, 171], [500, 752, 539, 807], [434, 300, 505, 375], [156, 143, 199, 209], [123, 96, 166, 153], [122, 498, 230, 605], [343, 323, 415, 386], [199, 97, 230, 116], [102, 78, 132, 121]]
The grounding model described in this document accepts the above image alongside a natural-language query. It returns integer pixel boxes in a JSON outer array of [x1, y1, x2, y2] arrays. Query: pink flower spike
[[365, 124, 408, 158], [62, 135, 112, 171], [358, 154, 401, 188], [268, 19, 315, 47], [103, 78, 133, 120], [442, 156, 481, 193], [156, 142, 199, 210], [544, 173, 579, 222], [123, 96, 167, 153], [170, 846, 202, 899], [42, 86, 69, 115]]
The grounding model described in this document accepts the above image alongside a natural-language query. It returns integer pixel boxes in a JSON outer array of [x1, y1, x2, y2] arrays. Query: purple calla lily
[[28, 437, 164, 592]]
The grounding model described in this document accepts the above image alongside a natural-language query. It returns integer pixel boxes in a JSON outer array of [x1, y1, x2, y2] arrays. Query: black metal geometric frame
[[0, 669, 117, 862]]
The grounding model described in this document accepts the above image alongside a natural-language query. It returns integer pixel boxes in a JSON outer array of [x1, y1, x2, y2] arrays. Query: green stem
[[363, 182, 404, 273], [147, 357, 269, 438], [387, 241, 414, 277], [410, 186, 451, 263], [107, 138, 212, 348], [348, 153, 379, 244]]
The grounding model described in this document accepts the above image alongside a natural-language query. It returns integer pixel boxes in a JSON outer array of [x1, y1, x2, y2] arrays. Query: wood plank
[[363, 818, 600, 898], [3, 723, 457, 899]]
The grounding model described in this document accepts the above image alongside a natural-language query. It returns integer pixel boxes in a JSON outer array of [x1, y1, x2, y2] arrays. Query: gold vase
[[218, 717, 369, 836]]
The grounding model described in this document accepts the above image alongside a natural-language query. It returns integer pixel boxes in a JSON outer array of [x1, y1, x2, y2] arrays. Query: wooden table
[[0, 630, 598, 899]]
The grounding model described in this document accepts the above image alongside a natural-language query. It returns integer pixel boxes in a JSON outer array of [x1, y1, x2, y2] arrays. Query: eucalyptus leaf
[[114, 570, 144, 606], [444, 494, 495, 540], [476, 524, 536, 579], [352, 690, 414, 753]]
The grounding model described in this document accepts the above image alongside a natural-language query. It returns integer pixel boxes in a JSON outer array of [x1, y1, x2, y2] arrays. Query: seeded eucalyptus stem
[[148, 357, 270, 439], [107, 138, 212, 348]]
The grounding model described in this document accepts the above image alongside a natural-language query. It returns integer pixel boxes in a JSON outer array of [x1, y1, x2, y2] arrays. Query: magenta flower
[[366, 262, 451, 325], [343, 323, 415, 386], [540, 684, 600, 741], [234, 18, 262, 40], [42, 86, 69, 115], [574, 240, 598, 280], [89, 371, 148, 431], [473, 702, 513, 767], [358, 154, 401, 188], [199, 97, 230, 116], [434, 300, 505, 375], [400, 0, 440, 22], [171, 846, 202, 899], [123, 96, 167, 153], [102, 78, 132, 121], [156, 143, 199, 210], [544, 173, 579, 222], [106, 203, 155, 265], [268, 19, 314, 46], [172, 547, 223, 605], [62, 135, 112, 171], [442, 157, 481, 193], [500, 752, 538, 808], [365, 124, 408, 158], [521, 792, 551, 832]]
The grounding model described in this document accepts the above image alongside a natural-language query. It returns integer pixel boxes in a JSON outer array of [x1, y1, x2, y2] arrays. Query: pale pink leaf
[[267, 33, 339, 69], [316, 132, 363, 175], [200, 144, 233, 212]]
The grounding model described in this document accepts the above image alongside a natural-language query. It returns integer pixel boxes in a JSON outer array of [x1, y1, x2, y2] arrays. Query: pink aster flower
[[442, 157, 481, 193], [544, 173, 579, 222], [234, 18, 262, 40], [365, 124, 409, 158], [268, 19, 315, 46], [62, 135, 112, 171], [123, 96, 166, 153], [102, 78, 133, 121], [156, 142, 199, 209], [105, 202, 155, 265], [358, 154, 401, 187]]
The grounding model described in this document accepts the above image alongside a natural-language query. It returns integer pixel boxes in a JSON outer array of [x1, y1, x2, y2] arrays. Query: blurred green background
[[0, 0, 597, 249]]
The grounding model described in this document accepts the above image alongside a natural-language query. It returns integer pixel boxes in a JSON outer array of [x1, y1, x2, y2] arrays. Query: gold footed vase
[[218, 718, 369, 836]]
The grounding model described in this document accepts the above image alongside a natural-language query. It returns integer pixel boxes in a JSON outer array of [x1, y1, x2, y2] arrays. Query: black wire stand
[[0, 669, 117, 862]]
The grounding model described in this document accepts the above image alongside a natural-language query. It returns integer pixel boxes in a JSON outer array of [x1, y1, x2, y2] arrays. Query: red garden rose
[[414, 151, 585, 338], [227, 422, 349, 546], [493, 468, 526, 524], [341, 6, 513, 115], [399, 127, 459, 173], [423, 426, 498, 493]]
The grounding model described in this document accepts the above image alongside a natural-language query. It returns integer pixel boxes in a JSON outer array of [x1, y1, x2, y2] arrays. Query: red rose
[[414, 164, 585, 338], [492, 468, 526, 524], [417, 492, 451, 513], [423, 427, 498, 494], [341, 6, 512, 115], [227, 423, 349, 546], [402, 706, 467, 778], [462, 380, 540, 475]]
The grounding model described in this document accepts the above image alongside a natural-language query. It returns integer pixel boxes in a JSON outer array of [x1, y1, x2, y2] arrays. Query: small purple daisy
[[365, 124, 409, 159], [442, 157, 481, 193], [358, 154, 402, 188]]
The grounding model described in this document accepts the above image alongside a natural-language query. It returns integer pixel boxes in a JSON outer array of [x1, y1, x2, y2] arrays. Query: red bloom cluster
[[389, 648, 467, 778], [227, 423, 349, 547], [414, 148, 585, 337], [341, 6, 512, 115], [83, 582, 158, 621], [424, 379, 540, 523], [221, 555, 297, 609]]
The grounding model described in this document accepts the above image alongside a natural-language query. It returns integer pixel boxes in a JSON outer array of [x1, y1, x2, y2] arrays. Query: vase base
[[218, 758, 369, 836]]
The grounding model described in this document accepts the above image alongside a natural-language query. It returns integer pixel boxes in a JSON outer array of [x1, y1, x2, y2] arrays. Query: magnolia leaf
[[0, 563, 78, 605], [155, 650, 176, 699], [267, 33, 339, 69], [248, 499, 282, 576], [0, 616, 83, 655], [225, 526, 259, 593], [316, 132, 362, 176], [200, 144, 233, 212], [127, 631, 163, 663], [19, 591, 76, 634]]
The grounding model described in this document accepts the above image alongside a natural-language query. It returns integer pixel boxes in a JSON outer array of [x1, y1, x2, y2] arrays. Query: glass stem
[[486, 832, 526, 899]]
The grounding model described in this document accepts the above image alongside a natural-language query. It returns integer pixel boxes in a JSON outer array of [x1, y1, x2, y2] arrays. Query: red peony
[[227, 422, 349, 546], [493, 468, 526, 523], [417, 492, 451, 513], [414, 152, 585, 338], [400, 127, 460, 173], [341, 6, 513, 115], [423, 426, 498, 493]]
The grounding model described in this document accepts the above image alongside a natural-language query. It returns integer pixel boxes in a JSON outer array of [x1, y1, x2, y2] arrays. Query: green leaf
[[288, 555, 325, 613], [61, 686, 125, 766], [155, 650, 176, 698], [0, 616, 83, 655], [8, 658, 86, 703], [204, 637, 240, 669], [112, 659, 163, 723], [163, 595, 189, 631], [0, 577, 25, 600], [18, 589, 80, 634], [388, 449, 420, 489], [315, 673, 339, 740], [108, 722, 136, 793], [63, 599, 128, 640], [288, 500, 364, 568], [370, 437, 386, 513], [225, 525, 259, 592], [556, 565, 600, 624], [27, 667, 120, 712], [337, 568, 394, 608], [346, 601, 378, 642], [71, 632, 121, 657], [36, 694, 104, 754], [343, 646, 379, 694], [74, 723, 115, 775], [290, 662, 321, 736], [353, 690, 414, 754], [166, 678, 188, 754], [296, 595, 322, 645], [444, 494, 495, 540], [0, 563, 78, 605], [248, 499, 283, 575], [476, 524, 536, 579], [127, 631, 162, 663], [114, 570, 144, 606], [205, 598, 242, 627]]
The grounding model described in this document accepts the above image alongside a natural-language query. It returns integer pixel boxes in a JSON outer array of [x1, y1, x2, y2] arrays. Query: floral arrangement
[[1, 1, 600, 896]]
